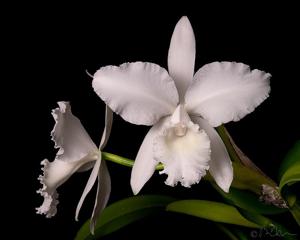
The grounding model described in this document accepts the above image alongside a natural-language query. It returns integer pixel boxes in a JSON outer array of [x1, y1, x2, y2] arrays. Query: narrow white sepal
[[90, 160, 111, 234], [130, 118, 169, 195], [75, 105, 113, 222], [75, 157, 101, 221], [99, 105, 113, 150], [168, 16, 196, 100], [192, 117, 233, 192]]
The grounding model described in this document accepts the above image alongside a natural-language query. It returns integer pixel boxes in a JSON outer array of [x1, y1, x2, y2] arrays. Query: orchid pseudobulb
[[92, 17, 271, 194]]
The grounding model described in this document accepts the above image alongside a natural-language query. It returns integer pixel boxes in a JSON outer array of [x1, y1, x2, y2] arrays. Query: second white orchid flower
[[36, 102, 113, 233], [92, 16, 271, 194]]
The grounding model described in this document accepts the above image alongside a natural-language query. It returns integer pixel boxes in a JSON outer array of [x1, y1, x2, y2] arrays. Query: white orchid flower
[[92, 16, 270, 194], [36, 101, 113, 233]]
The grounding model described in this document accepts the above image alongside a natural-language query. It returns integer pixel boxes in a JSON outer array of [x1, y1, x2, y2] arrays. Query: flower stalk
[[102, 151, 277, 195], [102, 152, 164, 170]]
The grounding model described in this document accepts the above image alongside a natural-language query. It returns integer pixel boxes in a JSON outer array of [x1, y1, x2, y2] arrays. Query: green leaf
[[239, 210, 298, 240], [280, 166, 300, 191], [239, 210, 272, 227], [217, 126, 276, 185], [290, 200, 300, 226], [216, 224, 249, 240], [231, 162, 276, 194], [279, 141, 300, 191], [278, 141, 300, 226], [214, 186, 287, 215], [75, 195, 175, 240], [279, 141, 300, 192], [232, 228, 250, 240], [166, 200, 260, 228], [279, 141, 300, 179]]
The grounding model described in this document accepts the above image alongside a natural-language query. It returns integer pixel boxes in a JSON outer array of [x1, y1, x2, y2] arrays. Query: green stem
[[102, 152, 164, 170], [102, 152, 212, 181]]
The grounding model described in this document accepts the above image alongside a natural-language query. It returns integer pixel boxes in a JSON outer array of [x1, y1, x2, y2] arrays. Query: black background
[[11, 2, 299, 239]]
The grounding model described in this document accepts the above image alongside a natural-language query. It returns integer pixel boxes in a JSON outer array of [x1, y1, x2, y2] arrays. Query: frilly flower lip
[[37, 102, 113, 234], [92, 16, 271, 195], [36, 159, 60, 218]]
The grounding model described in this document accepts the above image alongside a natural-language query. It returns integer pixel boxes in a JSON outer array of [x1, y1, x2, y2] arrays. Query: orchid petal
[[99, 105, 113, 150], [93, 62, 179, 126], [130, 117, 169, 195], [36, 102, 98, 217], [192, 117, 233, 193], [154, 112, 211, 187], [90, 160, 111, 234], [185, 62, 271, 127], [168, 16, 196, 100]]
